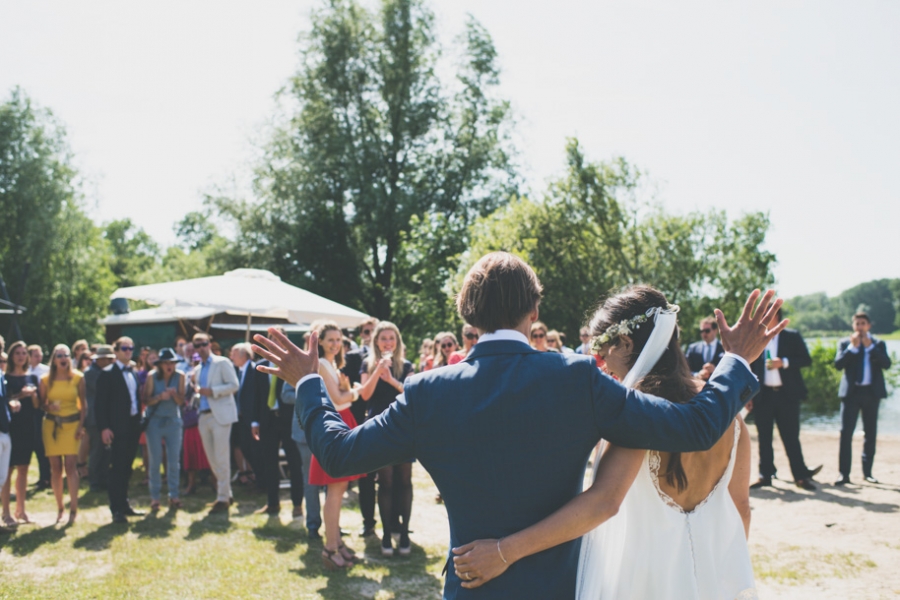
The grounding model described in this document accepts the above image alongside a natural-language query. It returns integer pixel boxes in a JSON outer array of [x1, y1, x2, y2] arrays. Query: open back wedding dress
[[576, 420, 757, 600]]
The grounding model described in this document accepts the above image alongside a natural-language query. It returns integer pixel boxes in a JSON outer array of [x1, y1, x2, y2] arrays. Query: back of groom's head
[[457, 252, 543, 333]]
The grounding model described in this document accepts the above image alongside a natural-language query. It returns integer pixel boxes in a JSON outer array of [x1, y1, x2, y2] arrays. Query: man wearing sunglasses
[[448, 324, 479, 365], [192, 332, 240, 514], [96, 337, 145, 523], [685, 317, 724, 380]]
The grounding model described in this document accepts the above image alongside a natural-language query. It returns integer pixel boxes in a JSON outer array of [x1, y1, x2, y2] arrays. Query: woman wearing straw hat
[[140, 348, 186, 510]]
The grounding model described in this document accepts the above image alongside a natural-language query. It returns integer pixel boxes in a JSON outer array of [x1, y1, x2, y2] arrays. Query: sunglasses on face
[[441, 342, 455, 349], [362, 329, 373, 335], [700, 326, 716, 334], [531, 332, 545, 339], [119, 345, 134, 352], [580, 334, 590, 339], [464, 333, 479, 340], [193, 341, 209, 348], [56, 353, 70, 359]]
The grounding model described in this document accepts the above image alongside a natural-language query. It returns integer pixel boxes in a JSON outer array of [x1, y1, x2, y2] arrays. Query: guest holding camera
[[359, 321, 416, 557], [834, 311, 892, 485], [39, 344, 86, 525]]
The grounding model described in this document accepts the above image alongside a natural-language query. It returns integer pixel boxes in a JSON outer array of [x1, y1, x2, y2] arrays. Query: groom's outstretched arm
[[590, 355, 758, 452], [296, 375, 415, 477]]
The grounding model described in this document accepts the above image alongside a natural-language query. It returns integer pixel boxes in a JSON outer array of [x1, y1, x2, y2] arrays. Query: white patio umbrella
[[110, 269, 370, 333]]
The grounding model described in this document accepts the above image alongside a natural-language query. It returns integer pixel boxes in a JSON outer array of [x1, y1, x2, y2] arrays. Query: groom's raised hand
[[253, 328, 320, 385], [715, 289, 788, 364]]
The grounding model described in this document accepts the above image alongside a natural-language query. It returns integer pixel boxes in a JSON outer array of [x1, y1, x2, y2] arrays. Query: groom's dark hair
[[457, 252, 543, 333]]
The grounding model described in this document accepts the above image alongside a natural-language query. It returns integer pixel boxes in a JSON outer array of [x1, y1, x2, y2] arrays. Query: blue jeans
[[295, 439, 322, 533], [146, 416, 183, 501]]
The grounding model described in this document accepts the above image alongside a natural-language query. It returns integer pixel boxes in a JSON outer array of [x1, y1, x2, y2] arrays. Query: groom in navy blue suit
[[254, 252, 785, 599]]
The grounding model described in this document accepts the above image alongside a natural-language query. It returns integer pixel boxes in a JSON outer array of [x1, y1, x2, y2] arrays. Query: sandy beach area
[[748, 430, 899, 599]]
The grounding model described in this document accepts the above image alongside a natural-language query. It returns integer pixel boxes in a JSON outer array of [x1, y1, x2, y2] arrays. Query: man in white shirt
[[96, 337, 145, 523], [748, 309, 821, 491]]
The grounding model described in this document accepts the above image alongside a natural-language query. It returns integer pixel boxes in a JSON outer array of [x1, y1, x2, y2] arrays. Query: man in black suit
[[231, 343, 266, 488], [96, 337, 145, 523], [684, 317, 725, 381], [252, 367, 306, 517], [834, 311, 892, 485], [342, 316, 378, 536], [749, 308, 821, 490]]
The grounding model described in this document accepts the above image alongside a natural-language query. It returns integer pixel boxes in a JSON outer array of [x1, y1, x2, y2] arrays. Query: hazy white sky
[[2, 0, 898, 298]]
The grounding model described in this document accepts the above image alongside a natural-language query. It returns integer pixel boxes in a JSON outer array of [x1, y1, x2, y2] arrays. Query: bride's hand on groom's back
[[715, 289, 788, 364], [452, 539, 509, 588]]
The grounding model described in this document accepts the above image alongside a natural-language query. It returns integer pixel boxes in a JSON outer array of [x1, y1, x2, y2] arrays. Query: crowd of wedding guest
[[0, 309, 891, 566]]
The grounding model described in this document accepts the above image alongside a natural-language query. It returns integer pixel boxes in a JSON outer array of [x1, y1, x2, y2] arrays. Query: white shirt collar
[[478, 329, 530, 345], [115, 360, 127, 371]]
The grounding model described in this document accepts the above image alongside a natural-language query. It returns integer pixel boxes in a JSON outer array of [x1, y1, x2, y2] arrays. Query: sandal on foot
[[150, 500, 161, 511], [321, 548, 350, 570], [67, 510, 77, 526], [2, 516, 17, 527], [14, 513, 31, 524], [338, 543, 357, 562], [169, 498, 182, 509]]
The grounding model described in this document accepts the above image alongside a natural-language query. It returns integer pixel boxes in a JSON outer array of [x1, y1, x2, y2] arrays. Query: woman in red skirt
[[307, 321, 365, 570]]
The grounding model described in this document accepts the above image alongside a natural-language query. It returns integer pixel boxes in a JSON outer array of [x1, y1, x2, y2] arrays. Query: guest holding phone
[[140, 348, 185, 510]]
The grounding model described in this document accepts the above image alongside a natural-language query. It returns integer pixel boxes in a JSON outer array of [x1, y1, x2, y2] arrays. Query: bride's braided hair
[[589, 285, 696, 492]]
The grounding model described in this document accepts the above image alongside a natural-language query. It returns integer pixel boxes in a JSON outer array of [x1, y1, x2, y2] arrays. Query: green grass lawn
[[0, 460, 448, 599]]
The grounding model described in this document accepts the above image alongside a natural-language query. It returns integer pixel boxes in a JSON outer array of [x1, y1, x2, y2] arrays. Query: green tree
[[836, 279, 896, 333], [215, 0, 516, 320], [0, 88, 115, 346], [103, 218, 161, 288]]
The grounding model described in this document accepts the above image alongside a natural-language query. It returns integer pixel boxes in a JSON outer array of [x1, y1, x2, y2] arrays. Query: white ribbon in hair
[[620, 305, 680, 389]]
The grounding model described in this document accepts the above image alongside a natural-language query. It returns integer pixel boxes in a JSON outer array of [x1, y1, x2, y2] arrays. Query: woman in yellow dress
[[39, 344, 86, 525]]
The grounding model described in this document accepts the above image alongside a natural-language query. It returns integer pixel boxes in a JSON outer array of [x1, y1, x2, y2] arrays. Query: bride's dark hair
[[588, 284, 698, 491]]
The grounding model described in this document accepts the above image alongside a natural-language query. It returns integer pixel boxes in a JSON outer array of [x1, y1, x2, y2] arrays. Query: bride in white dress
[[452, 285, 758, 600]]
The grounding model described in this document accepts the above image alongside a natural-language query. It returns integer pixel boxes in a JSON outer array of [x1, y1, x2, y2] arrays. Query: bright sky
[[2, 0, 898, 298]]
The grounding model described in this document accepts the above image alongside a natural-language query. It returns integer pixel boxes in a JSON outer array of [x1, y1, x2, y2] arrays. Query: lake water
[[802, 339, 900, 435]]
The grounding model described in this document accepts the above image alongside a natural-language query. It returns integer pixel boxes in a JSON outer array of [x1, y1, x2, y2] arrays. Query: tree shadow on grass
[[251, 516, 310, 554], [184, 511, 234, 541], [289, 540, 444, 600], [73, 522, 129, 552], [132, 508, 177, 539], [0, 524, 67, 556]]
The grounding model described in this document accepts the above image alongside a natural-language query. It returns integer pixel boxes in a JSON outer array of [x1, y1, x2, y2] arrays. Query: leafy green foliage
[[214, 0, 517, 321], [459, 139, 776, 340], [803, 341, 843, 413], [0, 88, 116, 347], [103, 219, 161, 288], [787, 279, 900, 335]]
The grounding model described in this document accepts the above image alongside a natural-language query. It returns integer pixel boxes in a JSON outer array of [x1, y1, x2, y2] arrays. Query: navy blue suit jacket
[[835, 337, 892, 399], [750, 329, 811, 400], [297, 338, 758, 599], [684, 340, 724, 374]]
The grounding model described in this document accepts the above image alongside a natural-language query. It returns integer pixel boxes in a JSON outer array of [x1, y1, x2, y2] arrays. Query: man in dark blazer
[[341, 317, 378, 537], [748, 308, 822, 491], [231, 343, 267, 488], [252, 352, 306, 517], [84, 345, 115, 492], [254, 252, 784, 600], [685, 316, 725, 380], [96, 337, 144, 523], [833, 311, 892, 485]]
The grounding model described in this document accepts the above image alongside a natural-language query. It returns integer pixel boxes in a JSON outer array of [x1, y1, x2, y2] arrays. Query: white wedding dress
[[576, 420, 758, 600]]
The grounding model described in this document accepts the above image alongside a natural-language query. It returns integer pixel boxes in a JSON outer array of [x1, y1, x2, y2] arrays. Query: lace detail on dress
[[734, 587, 759, 600], [648, 419, 742, 514]]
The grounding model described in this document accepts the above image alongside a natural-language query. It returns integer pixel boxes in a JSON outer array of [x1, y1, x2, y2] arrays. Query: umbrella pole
[[245, 314, 252, 343]]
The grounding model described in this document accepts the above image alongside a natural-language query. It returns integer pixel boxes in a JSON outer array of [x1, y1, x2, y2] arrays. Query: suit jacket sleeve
[[591, 355, 758, 452], [211, 360, 240, 399], [254, 367, 270, 424], [834, 340, 854, 370], [96, 371, 111, 432], [784, 332, 812, 369], [870, 340, 892, 370], [298, 377, 415, 478]]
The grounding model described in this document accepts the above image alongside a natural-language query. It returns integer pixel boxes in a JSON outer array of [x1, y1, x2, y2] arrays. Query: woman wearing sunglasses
[[530, 321, 551, 352], [39, 344, 87, 525], [433, 332, 459, 369]]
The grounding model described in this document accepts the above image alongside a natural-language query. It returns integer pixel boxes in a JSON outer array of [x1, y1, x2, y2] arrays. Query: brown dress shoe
[[208, 501, 230, 514]]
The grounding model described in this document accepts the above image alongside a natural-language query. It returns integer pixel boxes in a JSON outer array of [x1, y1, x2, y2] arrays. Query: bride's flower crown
[[590, 304, 680, 354]]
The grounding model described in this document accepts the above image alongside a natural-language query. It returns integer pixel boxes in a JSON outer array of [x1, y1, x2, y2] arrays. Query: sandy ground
[[747, 430, 900, 599]]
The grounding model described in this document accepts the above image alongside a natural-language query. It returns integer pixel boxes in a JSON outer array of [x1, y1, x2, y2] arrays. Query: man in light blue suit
[[254, 252, 785, 599]]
